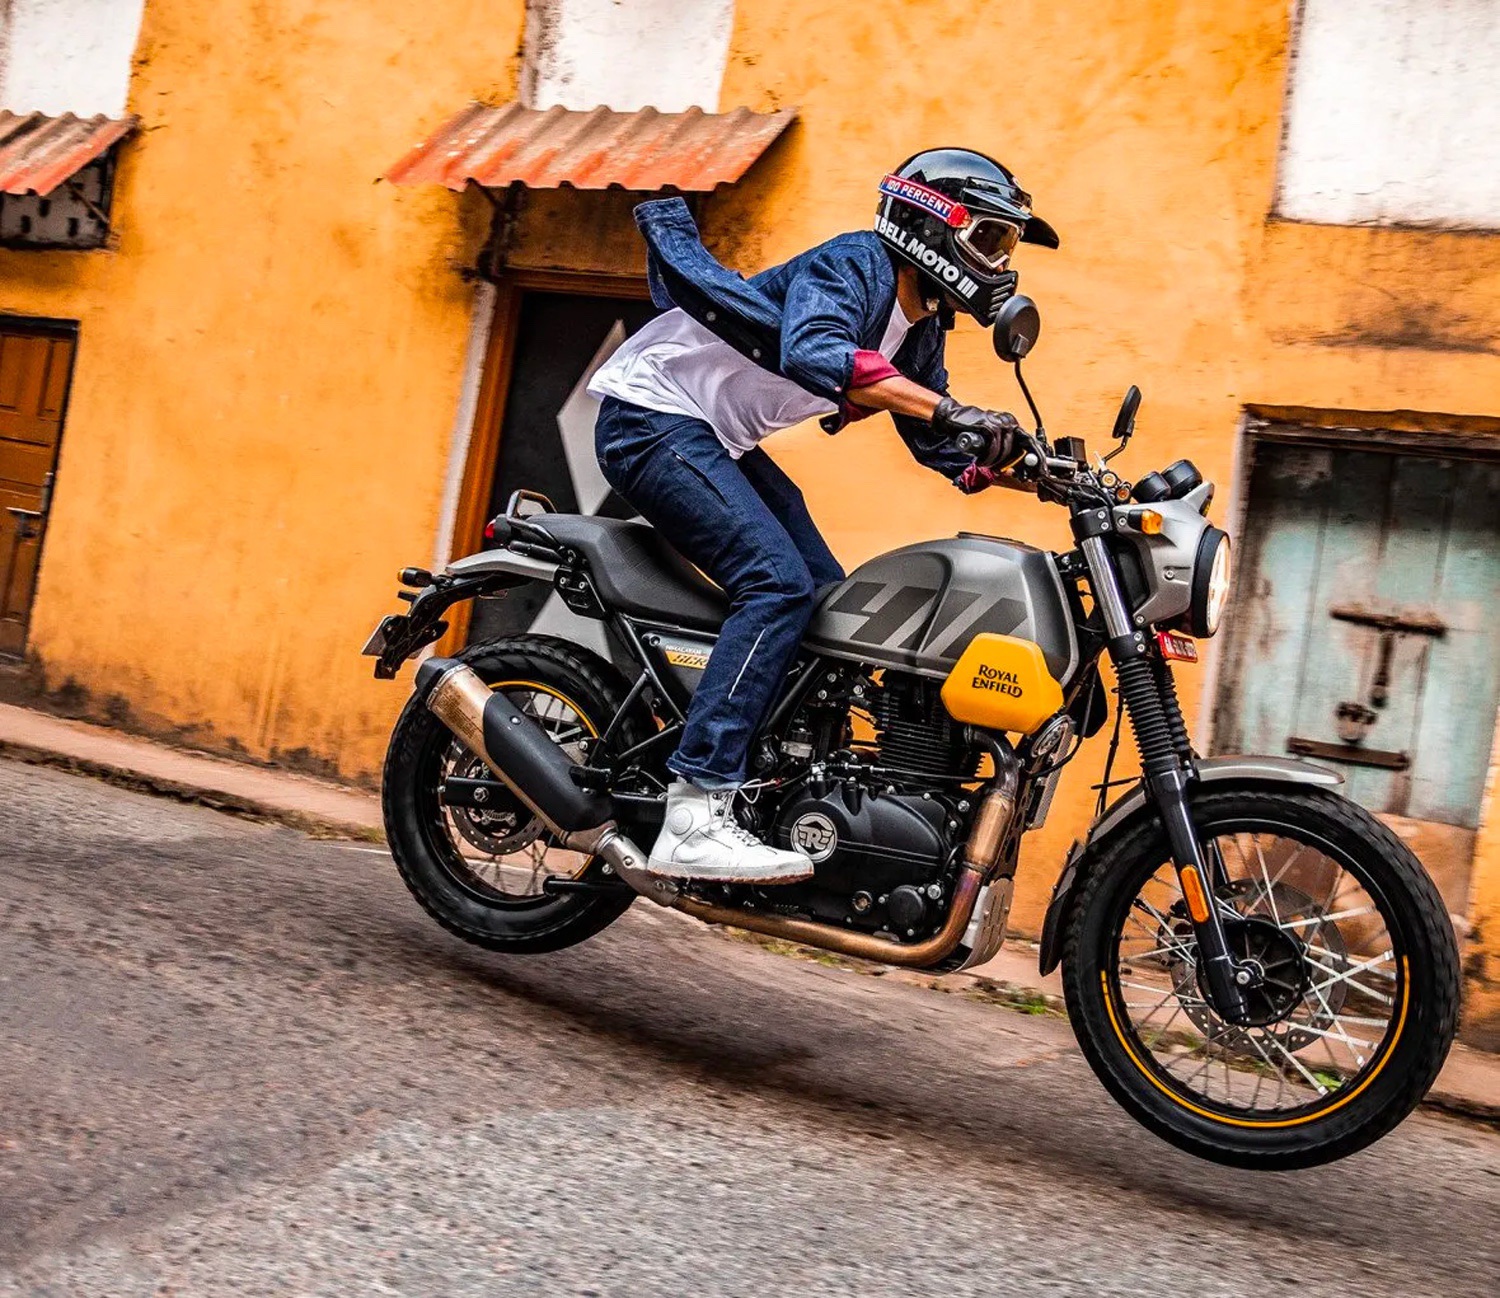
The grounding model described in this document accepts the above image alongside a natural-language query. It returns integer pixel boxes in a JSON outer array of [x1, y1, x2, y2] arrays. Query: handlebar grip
[[954, 430, 989, 457]]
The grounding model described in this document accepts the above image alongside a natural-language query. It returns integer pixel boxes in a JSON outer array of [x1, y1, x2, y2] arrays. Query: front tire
[[382, 635, 650, 954], [1061, 786, 1460, 1168]]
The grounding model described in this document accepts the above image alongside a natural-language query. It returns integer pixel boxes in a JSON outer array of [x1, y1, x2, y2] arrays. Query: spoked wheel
[[435, 683, 598, 903], [382, 636, 651, 953], [1063, 787, 1460, 1168]]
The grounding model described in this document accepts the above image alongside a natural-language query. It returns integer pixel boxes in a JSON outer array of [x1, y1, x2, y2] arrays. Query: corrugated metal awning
[[0, 111, 139, 196], [386, 102, 796, 192]]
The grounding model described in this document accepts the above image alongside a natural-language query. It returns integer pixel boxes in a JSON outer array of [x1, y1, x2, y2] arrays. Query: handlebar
[[951, 415, 1111, 505], [954, 429, 990, 458], [954, 422, 1060, 480]]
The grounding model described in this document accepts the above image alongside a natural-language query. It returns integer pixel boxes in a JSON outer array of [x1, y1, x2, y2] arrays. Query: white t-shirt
[[587, 302, 912, 458]]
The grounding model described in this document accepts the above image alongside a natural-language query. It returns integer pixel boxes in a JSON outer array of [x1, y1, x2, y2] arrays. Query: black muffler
[[412, 658, 672, 904], [414, 656, 609, 832]]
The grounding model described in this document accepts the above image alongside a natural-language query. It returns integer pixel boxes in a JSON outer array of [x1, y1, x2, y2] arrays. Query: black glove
[[931, 397, 1023, 468]]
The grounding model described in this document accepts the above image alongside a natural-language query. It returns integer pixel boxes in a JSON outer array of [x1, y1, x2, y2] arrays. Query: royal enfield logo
[[972, 664, 1023, 698], [789, 812, 838, 862]]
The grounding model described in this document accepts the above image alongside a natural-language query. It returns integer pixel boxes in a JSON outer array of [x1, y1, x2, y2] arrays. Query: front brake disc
[[1167, 880, 1346, 1055]]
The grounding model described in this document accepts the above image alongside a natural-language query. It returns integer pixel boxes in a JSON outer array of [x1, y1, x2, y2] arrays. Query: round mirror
[[1112, 384, 1141, 443], [991, 295, 1041, 362]]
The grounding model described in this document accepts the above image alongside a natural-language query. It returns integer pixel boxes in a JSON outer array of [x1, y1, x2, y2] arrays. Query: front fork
[[1079, 533, 1253, 1024]]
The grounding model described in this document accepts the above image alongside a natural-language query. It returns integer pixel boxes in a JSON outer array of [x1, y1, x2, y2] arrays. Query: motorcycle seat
[[529, 514, 727, 632]]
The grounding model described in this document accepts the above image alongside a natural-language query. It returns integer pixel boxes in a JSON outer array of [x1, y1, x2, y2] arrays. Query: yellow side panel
[[941, 633, 1064, 735]]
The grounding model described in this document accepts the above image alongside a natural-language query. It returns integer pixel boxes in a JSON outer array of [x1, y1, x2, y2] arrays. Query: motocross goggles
[[955, 215, 1023, 273]]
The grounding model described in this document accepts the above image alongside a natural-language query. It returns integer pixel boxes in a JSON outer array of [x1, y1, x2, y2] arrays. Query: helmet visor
[[956, 216, 1022, 272]]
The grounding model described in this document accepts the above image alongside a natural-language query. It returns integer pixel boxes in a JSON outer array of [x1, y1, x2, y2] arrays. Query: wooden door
[[0, 321, 76, 656], [1213, 438, 1500, 914]]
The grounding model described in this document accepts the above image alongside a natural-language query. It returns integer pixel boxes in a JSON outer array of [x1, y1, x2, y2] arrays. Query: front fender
[[1035, 755, 1342, 976]]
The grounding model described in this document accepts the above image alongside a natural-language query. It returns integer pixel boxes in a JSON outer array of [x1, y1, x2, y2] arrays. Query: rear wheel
[[1062, 787, 1460, 1168], [382, 635, 650, 953]]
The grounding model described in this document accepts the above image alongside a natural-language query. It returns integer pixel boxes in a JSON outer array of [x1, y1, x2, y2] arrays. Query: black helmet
[[874, 147, 1058, 324]]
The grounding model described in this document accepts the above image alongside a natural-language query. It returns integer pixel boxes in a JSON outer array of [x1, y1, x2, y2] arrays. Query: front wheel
[[1062, 786, 1460, 1168]]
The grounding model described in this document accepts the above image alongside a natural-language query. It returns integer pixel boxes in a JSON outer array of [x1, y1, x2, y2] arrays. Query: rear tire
[[382, 635, 650, 954], [1061, 786, 1460, 1169]]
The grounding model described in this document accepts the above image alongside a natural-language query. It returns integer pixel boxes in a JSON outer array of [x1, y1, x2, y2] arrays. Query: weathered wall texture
[[1279, 0, 1500, 229], [1, 0, 522, 771], [4, 1, 1499, 1029], [521, 0, 733, 112]]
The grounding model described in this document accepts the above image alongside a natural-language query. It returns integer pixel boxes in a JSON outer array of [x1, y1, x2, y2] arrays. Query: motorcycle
[[364, 296, 1460, 1169]]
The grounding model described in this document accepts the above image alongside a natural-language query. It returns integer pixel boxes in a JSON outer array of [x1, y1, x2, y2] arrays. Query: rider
[[588, 148, 1059, 883]]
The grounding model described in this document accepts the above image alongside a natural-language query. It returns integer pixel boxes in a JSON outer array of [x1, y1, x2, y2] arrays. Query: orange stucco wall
[[4, 2, 1499, 1031], [710, 1, 1500, 962], [1, 0, 519, 769]]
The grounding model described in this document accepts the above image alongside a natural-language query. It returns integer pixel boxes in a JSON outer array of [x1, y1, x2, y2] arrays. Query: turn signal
[[1136, 509, 1164, 534]]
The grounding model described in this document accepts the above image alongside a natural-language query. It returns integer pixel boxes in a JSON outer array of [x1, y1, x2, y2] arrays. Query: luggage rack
[[484, 490, 563, 552], [504, 489, 556, 520]]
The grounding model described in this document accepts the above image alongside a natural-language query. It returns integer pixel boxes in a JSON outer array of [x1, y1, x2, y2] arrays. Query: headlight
[[1188, 528, 1231, 637]]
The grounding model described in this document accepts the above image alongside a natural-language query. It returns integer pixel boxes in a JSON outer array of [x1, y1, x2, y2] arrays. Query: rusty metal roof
[[386, 102, 796, 192], [0, 111, 139, 196]]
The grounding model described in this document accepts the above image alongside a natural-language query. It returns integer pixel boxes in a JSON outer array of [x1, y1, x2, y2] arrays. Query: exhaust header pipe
[[414, 658, 674, 905], [414, 657, 1022, 965]]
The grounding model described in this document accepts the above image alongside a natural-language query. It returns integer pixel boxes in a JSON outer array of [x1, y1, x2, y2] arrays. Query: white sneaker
[[647, 780, 814, 883]]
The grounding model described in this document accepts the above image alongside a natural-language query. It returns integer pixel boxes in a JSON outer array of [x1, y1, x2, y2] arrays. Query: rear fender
[[445, 548, 559, 583], [369, 546, 559, 679], [1035, 756, 1343, 975]]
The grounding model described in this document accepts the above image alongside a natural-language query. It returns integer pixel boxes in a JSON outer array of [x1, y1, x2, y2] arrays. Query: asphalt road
[[1, 757, 1496, 1296]]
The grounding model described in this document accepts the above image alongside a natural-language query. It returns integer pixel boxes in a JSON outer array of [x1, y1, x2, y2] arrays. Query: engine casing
[[768, 783, 956, 933]]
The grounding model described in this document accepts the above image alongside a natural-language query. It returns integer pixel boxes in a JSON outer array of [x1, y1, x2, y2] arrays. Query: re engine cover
[[773, 783, 950, 896]]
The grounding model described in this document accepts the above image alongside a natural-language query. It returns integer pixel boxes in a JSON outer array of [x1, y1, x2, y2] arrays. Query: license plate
[[1156, 630, 1199, 662], [361, 614, 404, 657]]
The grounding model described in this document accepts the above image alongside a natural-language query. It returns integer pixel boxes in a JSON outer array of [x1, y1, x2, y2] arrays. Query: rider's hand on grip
[[932, 397, 1023, 468]]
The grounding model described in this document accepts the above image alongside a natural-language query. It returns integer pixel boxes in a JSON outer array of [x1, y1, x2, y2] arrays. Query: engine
[[866, 674, 977, 782], [755, 672, 978, 938]]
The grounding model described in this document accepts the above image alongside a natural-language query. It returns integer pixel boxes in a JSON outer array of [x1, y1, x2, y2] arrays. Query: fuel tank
[[805, 535, 1077, 683]]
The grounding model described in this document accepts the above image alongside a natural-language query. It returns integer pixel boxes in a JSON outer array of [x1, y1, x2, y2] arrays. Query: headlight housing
[[1188, 528, 1231, 637]]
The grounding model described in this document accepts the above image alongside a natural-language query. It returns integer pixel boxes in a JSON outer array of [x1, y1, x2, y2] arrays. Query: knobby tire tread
[[1060, 786, 1460, 1169], [382, 635, 648, 955]]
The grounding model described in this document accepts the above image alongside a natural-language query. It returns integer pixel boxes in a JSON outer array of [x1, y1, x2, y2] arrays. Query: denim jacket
[[634, 197, 971, 483]]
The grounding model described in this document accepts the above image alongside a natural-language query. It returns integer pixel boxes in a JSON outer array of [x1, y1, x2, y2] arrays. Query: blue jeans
[[595, 397, 845, 788]]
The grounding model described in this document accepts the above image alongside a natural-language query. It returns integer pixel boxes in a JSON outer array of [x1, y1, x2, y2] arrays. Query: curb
[[0, 737, 384, 842], [1421, 1089, 1500, 1128]]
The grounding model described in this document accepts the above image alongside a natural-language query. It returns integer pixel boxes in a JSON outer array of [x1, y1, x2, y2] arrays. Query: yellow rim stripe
[[490, 679, 599, 737], [1101, 957, 1410, 1129]]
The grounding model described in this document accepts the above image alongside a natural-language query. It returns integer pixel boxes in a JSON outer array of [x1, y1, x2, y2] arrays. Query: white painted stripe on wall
[[431, 280, 498, 573], [1278, 0, 1500, 228], [521, 0, 735, 112], [0, 0, 145, 117]]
